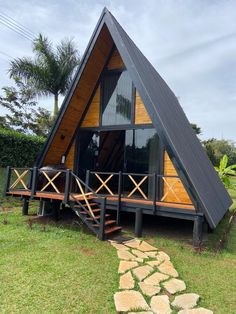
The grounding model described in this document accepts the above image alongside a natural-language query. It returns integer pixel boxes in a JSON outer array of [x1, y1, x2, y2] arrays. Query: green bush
[[0, 128, 45, 167]]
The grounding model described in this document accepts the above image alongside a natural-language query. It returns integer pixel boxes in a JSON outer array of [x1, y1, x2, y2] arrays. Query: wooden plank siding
[[135, 92, 152, 124], [42, 25, 113, 166], [81, 86, 100, 127], [107, 48, 125, 70], [64, 141, 75, 170], [163, 151, 193, 205]]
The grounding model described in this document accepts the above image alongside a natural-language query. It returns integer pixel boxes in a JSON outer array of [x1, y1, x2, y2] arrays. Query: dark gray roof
[[104, 9, 232, 228], [37, 8, 232, 228]]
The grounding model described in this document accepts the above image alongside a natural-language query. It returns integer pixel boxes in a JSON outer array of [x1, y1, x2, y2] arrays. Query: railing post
[[31, 166, 38, 197], [85, 169, 90, 193], [153, 173, 157, 214], [4, 166, 11, 196], [64, 169, 71, 204], [99, 197, 106, 241], [116, 171, 122, 225]]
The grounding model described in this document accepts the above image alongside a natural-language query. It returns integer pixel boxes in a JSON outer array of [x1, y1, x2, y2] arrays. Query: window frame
[[99, 68, 136, 128]]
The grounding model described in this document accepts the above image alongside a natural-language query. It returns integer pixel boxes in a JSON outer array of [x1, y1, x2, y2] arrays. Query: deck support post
[[193, 215, 204, 247], [135, 208, 143, 238], [22, 198, 29, 215], [117, 171, 122, 225], [99, 197, 106, 241]]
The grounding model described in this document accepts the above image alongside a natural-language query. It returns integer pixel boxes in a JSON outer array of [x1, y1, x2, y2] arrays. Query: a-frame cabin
[[5, 8, 232, 245]]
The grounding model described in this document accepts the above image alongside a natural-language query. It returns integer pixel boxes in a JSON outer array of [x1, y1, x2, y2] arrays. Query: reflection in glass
[[102, 71, 132, 125]]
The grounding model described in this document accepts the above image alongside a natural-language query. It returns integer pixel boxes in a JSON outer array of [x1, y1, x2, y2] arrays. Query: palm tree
[[9, 34, 80, 116]]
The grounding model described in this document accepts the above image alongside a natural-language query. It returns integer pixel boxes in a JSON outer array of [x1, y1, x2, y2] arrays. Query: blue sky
[[0, 0, 235, 141]]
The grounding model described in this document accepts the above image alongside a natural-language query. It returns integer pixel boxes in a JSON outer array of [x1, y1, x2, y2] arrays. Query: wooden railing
[[5, 167, 32, 193]]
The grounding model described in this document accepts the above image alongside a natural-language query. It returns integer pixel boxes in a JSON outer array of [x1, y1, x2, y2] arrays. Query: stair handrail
[[70, 172, 106, 225]]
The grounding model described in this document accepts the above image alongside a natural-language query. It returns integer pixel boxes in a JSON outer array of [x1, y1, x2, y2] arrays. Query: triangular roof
[[36, 8, 232, 228]]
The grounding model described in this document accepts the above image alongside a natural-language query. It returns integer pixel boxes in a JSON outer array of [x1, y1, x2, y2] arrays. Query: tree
[[9, 34, 80, 116], [0, 78, 54, 137], [191, 123, 202, 135], [214, 155, 236, 189], [203, 139, 236, 166]]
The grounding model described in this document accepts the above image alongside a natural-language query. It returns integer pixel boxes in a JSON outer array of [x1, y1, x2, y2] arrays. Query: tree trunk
[[53, 93, 59, 116]]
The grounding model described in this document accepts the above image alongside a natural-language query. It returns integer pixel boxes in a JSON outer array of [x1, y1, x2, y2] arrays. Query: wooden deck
[[6, 190, 195, 211]]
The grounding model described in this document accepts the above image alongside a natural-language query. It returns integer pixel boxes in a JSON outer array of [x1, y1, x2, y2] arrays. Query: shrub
[[0, 128, 45, 167]]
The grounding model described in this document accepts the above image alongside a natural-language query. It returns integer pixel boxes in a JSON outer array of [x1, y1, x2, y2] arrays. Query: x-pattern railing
[[9, 168, 31, 191], [40, 170, 62, 194], [161, 176, 181, 203], [127, 174, 148, 199], [95, 173, 114, 195]]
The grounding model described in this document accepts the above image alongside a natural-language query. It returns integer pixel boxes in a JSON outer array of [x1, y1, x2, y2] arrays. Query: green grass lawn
[[0, 168, 236, 313]]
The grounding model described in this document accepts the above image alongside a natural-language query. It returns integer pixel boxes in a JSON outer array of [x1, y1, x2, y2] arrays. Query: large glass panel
[[102, 71, 133, 125]]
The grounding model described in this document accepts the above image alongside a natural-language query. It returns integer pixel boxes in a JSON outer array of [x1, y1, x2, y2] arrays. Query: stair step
[[93, 220, 116, 227], [105, 226, 122, 235], [86, 214, 110, 221], [74, 203, 98, 208], [80, 208, 101, 214]]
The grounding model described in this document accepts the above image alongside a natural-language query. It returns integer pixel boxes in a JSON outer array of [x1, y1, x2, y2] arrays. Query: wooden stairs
[[70, 192, 122, 240]]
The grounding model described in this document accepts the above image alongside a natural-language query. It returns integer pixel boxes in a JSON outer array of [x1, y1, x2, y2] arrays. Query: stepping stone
[[178, 308, 213, 314], [119, 271, 135, 289], [135, 258, 144, 263], [157, 251, 170, 261], [129, 312, 154, 314], [138, 241, 158, 252], [110, 242, 129, 250], [114, 290, 150, 312], [163, 278, 186, 294], [145, 251, 158, 258], [147, 260, 162, 268], [117, 250, 136, 261], [158, 261, 178, 277], [124, 239, 142, 249], [144, 272, 169, 285], [132, 249, 149, 259], [172, 293, 200, 309], [150, 295, 171, 314], [133, 265, 153, 281], [118, 261, 138, 274], [139, 282, 161, 297]]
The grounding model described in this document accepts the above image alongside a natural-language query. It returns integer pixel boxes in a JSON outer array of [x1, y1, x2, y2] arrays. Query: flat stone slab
[[110, 242, 129, 250], [138, 241, 158, 252], [172, 293, 200, 309], [139, 282, 161, 297], [157, 251, 170, 261], [158, 261, 178, 277], [147, 260, 163, 268], [135, 257, 144, 263], [132, 249, 149, 259], [117, 250, 136, 261], [150, 295, 171, 314], [145, 251, 158, 258], [133, 265, 153, 281], [178, 308, 213, 314], [144, 272, 169, 285], [114, 290, 150, 312], [163, 278, 186, 294], [124, 239, 142, 249], [118, 261, 138, 274], [119, 271, 135, 289], [129, 312, 154, 314]]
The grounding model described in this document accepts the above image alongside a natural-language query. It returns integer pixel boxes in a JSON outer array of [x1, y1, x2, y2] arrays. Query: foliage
[[0, 128, 45, 167], [203, 138, 236, 166], [214, 154, 236, 189], [191, 123, 202, 135], [9, 34, 80, 116], [0, 78, 54, 137]]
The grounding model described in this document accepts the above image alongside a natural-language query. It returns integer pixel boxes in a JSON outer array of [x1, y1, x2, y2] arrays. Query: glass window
[[102, 71, 133, 125]]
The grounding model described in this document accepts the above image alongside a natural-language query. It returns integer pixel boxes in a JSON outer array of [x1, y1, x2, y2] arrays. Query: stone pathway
[[111, 238, 213, 314]]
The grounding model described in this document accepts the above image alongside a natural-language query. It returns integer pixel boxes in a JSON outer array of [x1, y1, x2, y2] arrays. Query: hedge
[[0, 128, 45, 167]]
